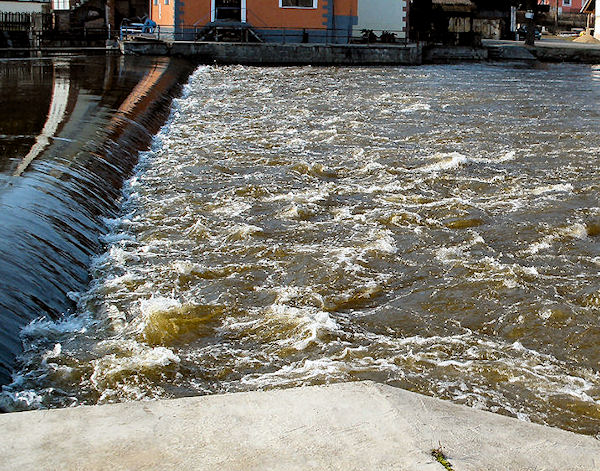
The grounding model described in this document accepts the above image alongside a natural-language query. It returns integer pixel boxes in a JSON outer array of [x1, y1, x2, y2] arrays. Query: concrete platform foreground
[[1, 381, 599, 470]]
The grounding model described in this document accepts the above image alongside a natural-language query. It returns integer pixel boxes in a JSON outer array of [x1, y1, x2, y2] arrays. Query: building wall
[[539, 0, 584, 14], [354, 0, 406, 37], [0, 1, 50, 13], [246, 0, 326, 29], [174, 0, 362, 28], [473, 18, 502, 39], [177, 0, 209, 27], [152, 0, 410, 42], [151, 0, 175, 28]]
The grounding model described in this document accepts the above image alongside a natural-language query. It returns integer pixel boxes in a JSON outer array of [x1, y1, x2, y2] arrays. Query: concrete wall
[[423, 45, 488, 62], [122, 39, 421, 63], [121, 37, 600, 63], [531, 40, 600, 61]]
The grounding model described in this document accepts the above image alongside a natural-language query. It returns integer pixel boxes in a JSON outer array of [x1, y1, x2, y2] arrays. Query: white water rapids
[[2, 63, 600, 435]]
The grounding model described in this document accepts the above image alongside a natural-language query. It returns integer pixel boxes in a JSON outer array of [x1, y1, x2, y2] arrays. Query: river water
[[1, 61, 600, 436], [0, 56, 194, 384]]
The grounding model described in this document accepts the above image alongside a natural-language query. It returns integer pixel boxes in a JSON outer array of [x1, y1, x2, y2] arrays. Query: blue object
[[142, 19, 157, 34]]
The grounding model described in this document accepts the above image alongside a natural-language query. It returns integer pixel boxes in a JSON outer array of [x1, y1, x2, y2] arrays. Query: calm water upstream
[[1, 62, 600, 436]]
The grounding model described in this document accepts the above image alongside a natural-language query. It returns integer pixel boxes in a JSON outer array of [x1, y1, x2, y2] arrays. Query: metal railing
[[150, 23, 408, 45], [43, 26, 110, 41], [0, 12, 52, 32], [119, 18, 161, 41]]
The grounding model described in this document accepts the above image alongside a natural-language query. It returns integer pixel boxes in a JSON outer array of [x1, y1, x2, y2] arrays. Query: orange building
[[150, 0, 408, 43], [539, 0, 584, 14]]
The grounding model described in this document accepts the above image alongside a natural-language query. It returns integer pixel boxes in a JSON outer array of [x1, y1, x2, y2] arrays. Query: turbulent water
[[2, 63, 600, 435], [0, 56, 194, 384]]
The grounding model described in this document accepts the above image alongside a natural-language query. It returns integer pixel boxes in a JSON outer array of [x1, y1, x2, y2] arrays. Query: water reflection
[[0, 55, 195, 384], [13, 61, 72, 176]]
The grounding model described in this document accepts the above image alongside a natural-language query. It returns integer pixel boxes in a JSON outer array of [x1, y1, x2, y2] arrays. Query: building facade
[[581, 0, 599, 37], [150, 0, 408, 42], [539, 0, 584, 15]]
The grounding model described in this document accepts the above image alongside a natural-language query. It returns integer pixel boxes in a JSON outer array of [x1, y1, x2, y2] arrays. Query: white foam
[[173, 261, 205, 276], [227, 224, 263, 240], [266, 304, 339, 350], [0, 389, 45, 412], [89, 341, 180, 391], [20, 314, 90, 340], [367, 230, 397, 254], [240, 357, 347, 388], [417, 152, 468, 173], [400, 103, 431, 113], [139, 296, 182, 317], [531, 183, 574, 196], [560, 223, 588, 239], [497, 150, 517, 162], [524, 237, 553, 255], [213, 201, 252, 217], [103, 273, 144, 288], [435, 246, 464, 263]]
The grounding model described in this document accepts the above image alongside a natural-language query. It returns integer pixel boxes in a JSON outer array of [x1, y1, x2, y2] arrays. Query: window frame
[[52, 0, 70, 11], [279, 0, 318, 9]]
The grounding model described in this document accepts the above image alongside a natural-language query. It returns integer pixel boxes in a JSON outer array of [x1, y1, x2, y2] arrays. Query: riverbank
[[0, 46, 119, 58], [118, 38, 600, 65], [1, 381, 599, 470], [3, 39, 599, 64]]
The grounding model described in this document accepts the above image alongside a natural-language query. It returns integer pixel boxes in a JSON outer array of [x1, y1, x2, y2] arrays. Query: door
[[215, 0, 241, 21]]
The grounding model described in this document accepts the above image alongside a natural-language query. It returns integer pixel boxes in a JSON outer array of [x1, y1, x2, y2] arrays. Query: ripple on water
[[3, 64, 600, 435]]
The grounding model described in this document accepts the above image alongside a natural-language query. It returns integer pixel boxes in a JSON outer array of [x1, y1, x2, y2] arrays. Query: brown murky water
[[2, 63, 600, 436]]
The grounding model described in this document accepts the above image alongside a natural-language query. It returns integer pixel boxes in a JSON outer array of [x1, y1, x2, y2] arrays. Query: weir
[[0, 56, 195, 385], [1, 59, 600, 441]]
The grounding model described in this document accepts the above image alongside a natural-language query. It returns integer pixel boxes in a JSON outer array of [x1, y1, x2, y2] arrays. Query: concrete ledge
[[120, 41, 422, 65], [486, 44, 537, 61], [483, 39, 600, 63], [423, 46, 488, 63], [530, 42, 600, 63], [1, 381, 599, 470]]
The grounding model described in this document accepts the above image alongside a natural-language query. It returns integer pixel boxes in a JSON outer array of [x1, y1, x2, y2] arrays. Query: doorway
[[214, 0, 241, 21]]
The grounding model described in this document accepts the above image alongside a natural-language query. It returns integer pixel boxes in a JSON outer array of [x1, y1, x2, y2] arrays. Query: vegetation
[[379, 31, 397, 43], [361, 29, 378, 43], [432, 447, 455, 471]]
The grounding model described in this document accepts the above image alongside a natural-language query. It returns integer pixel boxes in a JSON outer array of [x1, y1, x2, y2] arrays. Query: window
[[280, 0, 317, 8], [165, 0, 169, 5], [52, 0, 69, 10], [153, 0, 158, 5], [563, 0, 571, 5]]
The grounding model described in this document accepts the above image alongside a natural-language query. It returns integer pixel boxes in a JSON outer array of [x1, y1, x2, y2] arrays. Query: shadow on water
[[0, 55, 195, 385]]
